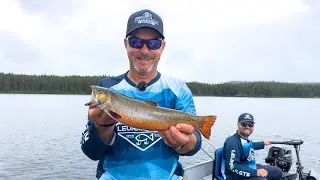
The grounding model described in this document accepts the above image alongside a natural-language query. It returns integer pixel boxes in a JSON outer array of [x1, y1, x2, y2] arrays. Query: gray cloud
[[1, 32, 41, 64], [17, 0, 75, 17], [0, 0, 318, 83], [162, 3, 319, 83]]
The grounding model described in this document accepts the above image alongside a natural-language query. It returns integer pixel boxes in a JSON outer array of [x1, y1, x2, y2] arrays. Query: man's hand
[[88, 105, 117, 144], [159, 123, 197, 155], [88, 104, 117, 126], [257, 168, 268, 177], [263, 139, 271, 145]]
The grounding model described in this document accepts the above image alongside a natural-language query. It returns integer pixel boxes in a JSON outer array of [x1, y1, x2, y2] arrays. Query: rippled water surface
[[1, 94, 319, 179]]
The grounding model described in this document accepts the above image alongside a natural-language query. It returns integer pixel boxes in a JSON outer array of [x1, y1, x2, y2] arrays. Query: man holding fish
[[80, 9, 216, 180]]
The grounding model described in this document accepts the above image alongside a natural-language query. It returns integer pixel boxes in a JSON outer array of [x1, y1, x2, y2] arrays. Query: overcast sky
[[0, 0, 319, 83]]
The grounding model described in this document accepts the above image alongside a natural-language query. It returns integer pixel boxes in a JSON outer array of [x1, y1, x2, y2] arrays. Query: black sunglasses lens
[[146, 39, 162, 50], [241, 122, 254, 127], [128, 37, 143, 48]]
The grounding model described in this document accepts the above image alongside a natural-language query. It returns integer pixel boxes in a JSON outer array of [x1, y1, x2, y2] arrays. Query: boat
[[184, 159, 213, 180], [183, 139, 317, 180]]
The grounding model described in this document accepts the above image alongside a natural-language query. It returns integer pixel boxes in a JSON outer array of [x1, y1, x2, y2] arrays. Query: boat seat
[[213, 147, 225, 180]]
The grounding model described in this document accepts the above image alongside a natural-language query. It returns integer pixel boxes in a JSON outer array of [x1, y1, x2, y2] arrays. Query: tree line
[[0, 72, 319, 98]]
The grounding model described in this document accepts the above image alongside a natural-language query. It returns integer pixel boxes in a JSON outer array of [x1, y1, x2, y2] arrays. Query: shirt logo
[[135, 12, 159, 26], [247, 148, 255, 161], [117, 123, 162, 151]]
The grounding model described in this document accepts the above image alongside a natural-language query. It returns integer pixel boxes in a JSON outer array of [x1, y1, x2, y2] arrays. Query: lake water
[[0, 94, 319, 179]]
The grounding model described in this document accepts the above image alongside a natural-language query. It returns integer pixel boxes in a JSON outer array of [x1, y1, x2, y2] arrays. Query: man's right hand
[[257, 168, 268, 177], [88, 105, 117, 126], [88, 105, 117, 144]]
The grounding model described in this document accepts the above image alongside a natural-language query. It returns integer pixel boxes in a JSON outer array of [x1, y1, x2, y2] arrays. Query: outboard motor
[[265, 146, 293, 172]]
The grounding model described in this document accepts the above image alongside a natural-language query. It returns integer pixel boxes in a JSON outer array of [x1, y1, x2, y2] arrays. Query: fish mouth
[[86, 85, 112, 106], [85, 101, 99, 107], [84, 102, 121, 119], [85, 85, 121, 119]]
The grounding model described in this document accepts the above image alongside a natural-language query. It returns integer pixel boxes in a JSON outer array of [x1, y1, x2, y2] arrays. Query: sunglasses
[[128, 36, 162, 50], [240, 122, 254, 128]]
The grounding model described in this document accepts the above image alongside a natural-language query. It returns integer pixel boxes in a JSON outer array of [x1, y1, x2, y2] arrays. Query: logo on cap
[[135, 12, 159, 26], [244, 114, 252, 120]]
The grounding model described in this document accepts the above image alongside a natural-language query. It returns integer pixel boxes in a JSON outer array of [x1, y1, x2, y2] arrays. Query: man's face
[[124, 28, 165, 76], [237, 121, 254, 138]]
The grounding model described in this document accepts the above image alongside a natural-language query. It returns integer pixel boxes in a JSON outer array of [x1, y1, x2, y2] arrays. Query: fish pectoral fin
[[107, 109, 121, 119], [98, 103, 107, 109], [143, 100, 158, 106], [96, 104, 121, 119]]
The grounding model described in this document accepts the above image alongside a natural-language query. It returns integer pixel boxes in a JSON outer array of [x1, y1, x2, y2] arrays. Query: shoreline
[[1, 92, 318, 99]]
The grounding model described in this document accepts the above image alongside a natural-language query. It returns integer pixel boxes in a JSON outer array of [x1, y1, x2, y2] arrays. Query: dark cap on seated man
[[238, 113, 255, 124], [126, 9, 165, 39]]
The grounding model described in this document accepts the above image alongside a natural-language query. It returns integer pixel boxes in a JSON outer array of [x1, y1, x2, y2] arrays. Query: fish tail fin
[[198, 115, 217, 140]]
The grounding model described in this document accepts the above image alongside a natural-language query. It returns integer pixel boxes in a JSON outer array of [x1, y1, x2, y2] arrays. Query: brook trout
[[85, 85, 217, 139]]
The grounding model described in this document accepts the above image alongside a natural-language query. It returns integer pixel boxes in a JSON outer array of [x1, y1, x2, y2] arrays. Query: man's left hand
[[159, 123, 197, 155]]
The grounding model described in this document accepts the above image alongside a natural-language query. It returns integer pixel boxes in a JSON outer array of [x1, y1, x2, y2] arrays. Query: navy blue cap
[[126, 9, 164, 39], [238, 113, 254, 123]]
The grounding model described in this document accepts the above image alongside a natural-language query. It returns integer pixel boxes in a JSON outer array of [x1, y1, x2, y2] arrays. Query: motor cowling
[[265, 146, 293, 172]]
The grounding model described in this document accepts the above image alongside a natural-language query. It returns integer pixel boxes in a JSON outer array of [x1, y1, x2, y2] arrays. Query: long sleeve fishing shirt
[[80, 71, 202, 180], [222, 131, 265, 178]]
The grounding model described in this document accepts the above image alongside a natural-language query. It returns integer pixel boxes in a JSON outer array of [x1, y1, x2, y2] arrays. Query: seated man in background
[[222, 113, 282, 180]]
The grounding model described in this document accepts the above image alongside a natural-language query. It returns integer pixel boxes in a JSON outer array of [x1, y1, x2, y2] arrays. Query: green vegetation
[[1, 72, 319, 98]]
